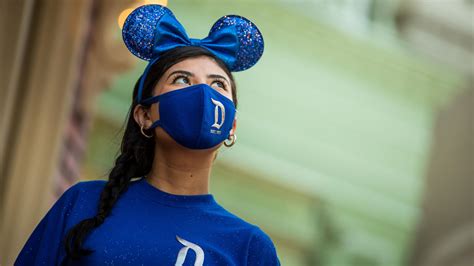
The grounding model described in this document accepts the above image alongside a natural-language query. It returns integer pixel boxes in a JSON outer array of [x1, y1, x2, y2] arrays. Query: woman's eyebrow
[[167, 70, 194, 81], [166, 70, 229, 84]]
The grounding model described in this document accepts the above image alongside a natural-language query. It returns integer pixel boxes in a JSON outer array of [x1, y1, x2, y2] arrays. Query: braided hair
[[64, 46, 237, 261]]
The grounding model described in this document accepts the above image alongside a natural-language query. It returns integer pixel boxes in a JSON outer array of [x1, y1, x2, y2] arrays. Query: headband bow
[[122, 4, 265, 103]]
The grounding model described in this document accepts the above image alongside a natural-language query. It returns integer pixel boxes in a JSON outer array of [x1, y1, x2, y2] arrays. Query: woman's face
[[134, 55, 237, 150]]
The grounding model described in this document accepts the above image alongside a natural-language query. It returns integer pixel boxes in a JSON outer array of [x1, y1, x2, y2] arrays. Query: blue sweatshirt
[[15, 178, 280, 265]]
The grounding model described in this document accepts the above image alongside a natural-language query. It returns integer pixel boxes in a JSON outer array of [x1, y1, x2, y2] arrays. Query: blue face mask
[[141, 83, 236, 149]]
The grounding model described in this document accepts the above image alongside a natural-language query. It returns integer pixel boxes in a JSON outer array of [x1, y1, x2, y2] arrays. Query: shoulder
[[53, 179, 106, 208], [60, 179, 106, 200], [14, 180, 107, 265], [69, 179, 107, 193], [210, 203, 272, 236], [209, 204, 280, 264], [209, 203, 258, 230], [48, 179, 105, 207], [247, 225, 277, 251], [57, 180, 107, 223], [246, 226, 281, 265], [66, 179, 107, 201]]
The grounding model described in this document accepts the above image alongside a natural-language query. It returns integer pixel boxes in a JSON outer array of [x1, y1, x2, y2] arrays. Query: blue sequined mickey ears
[[208, 15, 264, 72], [122, 5, 174, 61], [121, 4, 265, 72]]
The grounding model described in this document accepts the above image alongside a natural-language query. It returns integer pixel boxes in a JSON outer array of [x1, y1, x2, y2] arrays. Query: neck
[[145, 141, 217, 196]]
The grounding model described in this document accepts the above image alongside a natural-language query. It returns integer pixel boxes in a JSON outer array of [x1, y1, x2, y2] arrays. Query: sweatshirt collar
[[132, 177, 217, 208]]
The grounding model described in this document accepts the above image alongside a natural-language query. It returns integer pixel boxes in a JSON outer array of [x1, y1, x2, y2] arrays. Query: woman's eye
[[212, 80, 226, 90], [173, 76, 190, 85]]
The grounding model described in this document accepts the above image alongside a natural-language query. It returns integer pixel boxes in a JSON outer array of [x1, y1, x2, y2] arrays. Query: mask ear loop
[[137, 56, 163, 130]]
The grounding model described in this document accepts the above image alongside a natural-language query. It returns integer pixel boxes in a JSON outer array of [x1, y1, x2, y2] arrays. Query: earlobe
[[133, 104, 152, 128], [230, 117, 237, 135]]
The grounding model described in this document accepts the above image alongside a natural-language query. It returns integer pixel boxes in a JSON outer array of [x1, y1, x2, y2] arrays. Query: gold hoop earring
[[224, 134, 237, 147], [140, 124, 153, 138]]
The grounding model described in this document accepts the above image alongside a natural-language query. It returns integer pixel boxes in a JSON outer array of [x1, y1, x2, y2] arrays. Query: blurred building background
[[0, 0, 472, 265]]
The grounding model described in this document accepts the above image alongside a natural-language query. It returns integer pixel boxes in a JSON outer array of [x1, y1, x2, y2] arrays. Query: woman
[[15, 4, 280, 266]]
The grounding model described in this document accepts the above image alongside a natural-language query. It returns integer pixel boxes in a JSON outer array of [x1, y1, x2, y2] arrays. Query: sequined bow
[[122, 4, 264, 72]]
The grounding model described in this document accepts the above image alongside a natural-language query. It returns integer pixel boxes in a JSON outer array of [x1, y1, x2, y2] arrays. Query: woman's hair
[[64, 46, 237, 260]]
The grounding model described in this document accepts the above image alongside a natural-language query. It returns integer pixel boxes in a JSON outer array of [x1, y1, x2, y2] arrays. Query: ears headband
[[122, 4, 265, 103]]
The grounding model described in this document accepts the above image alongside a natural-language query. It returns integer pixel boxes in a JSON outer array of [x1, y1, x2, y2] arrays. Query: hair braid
[[64, 113, 154, 259]]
